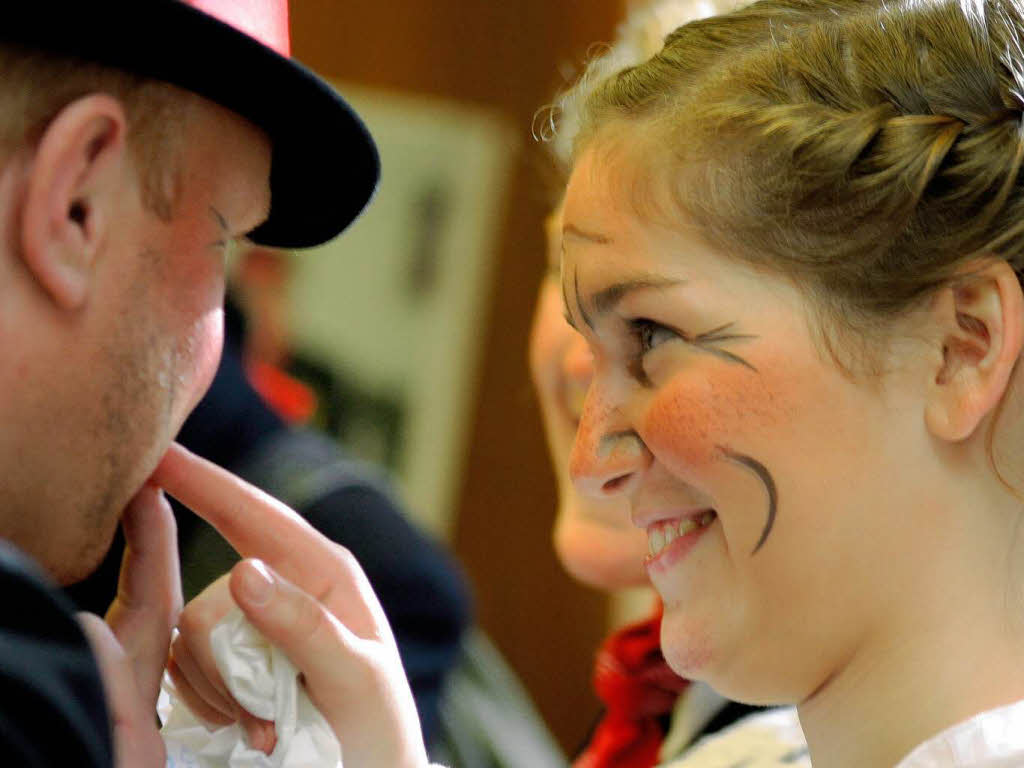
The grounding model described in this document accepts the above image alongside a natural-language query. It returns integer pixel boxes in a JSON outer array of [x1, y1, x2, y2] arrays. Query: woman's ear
[[925, 259, 1024, 442], [20, 93, 128, 310]]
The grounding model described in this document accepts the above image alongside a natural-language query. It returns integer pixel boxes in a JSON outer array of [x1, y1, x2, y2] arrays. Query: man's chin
[[53, 520, 122, 587]]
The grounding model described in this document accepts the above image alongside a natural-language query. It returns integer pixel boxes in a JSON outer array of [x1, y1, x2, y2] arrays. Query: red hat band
[[189, 0, 290, 57]]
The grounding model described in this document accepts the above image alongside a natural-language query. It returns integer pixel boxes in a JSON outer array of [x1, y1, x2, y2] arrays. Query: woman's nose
[[569, 387, 650, 499]]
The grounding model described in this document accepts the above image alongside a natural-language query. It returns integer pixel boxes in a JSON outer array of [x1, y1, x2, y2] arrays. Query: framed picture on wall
[[286, 83, 515, 540]]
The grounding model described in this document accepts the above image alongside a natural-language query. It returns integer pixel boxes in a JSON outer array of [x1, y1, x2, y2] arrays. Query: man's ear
[[20, 94, 128, 310], [924, 259, 1024, 442]]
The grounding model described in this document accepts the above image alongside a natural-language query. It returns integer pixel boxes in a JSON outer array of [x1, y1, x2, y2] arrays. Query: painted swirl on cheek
[[641, 360, 788, 555], [719, 449, 777, 554]]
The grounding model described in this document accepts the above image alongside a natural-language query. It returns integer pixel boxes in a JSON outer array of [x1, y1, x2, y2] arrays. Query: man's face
[[44, 97, 271, 583]]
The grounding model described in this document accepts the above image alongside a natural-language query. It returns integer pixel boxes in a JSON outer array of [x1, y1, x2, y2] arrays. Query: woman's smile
[[644, 509, 718, 570]]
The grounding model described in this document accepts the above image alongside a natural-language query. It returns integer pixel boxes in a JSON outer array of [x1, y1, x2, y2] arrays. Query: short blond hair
[[0, 43, 195, 219]]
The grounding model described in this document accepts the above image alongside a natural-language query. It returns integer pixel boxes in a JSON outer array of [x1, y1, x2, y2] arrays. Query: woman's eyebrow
[[591, 276, 687, 315], [561, 272, 688, 331], [561, 221, 686, 326]]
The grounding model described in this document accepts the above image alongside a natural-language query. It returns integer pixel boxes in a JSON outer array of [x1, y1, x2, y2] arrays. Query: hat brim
[[4, 2, 379, 248]]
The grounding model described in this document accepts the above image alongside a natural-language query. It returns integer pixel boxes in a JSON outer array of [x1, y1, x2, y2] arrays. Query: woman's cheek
[[640, 363, 785, 478]]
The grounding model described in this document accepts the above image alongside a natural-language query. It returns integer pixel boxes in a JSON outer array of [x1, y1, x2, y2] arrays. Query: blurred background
[[237, 0, 633, 756]]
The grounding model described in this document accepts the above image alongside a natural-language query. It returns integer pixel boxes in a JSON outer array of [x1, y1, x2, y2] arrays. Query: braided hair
[[576, 0, 1024, 366]]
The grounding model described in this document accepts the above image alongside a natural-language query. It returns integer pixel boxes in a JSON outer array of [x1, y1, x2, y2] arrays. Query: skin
[[154, 135, 1024, 768], [0, 87, 270, 766], [0, 92, 271, 585], [165, 198, 657, 763], [154, 84, 1024, 768], [154, 443, 431, 768], [560, 140, 1024, 767], [529, 205, 650, 589], [168, 197, 659, 762]]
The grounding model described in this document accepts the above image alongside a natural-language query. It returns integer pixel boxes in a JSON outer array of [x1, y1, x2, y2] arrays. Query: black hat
[[3, 1, 379, 249]]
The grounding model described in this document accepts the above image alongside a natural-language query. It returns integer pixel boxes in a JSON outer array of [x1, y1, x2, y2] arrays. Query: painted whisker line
[[720, 448, 777, 555], [694, 323, 758, 370], [696, 331, 758, 344], [574, 267, 595, 330], [561, 272, 575, 329], [703, 347, 758, 371], [693, 322, 755, 343]]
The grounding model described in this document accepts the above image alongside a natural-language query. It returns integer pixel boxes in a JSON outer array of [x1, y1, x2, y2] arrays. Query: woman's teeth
[[648, 511, 717, 557]]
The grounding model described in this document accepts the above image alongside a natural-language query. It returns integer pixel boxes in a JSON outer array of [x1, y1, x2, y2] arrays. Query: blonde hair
[[539, 0, 742, 172], [0, 44, 194, 219], [576, 0, 1024, 365]]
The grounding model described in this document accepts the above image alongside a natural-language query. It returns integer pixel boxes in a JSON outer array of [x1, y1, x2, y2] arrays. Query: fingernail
[[238, 560, 274, 607]]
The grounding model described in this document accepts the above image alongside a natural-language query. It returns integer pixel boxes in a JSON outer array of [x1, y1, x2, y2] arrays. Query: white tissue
[[160, 608, 342, 768]]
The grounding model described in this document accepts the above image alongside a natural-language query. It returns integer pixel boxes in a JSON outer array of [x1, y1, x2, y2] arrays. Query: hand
[[154, 442, 430, 768], [78, 482, 183, 767], [166, 572, 279, 752]]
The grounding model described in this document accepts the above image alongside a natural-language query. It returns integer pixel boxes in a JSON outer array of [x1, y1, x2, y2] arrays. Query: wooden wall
[[290, 0, 626, 754]]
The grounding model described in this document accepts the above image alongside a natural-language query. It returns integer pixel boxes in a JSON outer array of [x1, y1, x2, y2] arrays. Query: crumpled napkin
[[160, 608, 342, 768]]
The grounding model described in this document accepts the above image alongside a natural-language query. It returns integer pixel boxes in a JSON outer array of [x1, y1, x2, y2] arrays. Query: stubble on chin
[[47, 475, 125, 586]]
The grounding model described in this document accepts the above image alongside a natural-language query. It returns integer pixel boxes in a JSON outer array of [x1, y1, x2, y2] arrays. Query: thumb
[[78, 613, 166, 768], [105, 483, 183, 707]]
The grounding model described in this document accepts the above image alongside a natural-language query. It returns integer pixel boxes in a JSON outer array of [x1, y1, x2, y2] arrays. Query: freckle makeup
[[642, 360, 784, 555]]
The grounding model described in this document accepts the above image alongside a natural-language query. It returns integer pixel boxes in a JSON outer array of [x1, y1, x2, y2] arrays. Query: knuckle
[[331, 540, 356, 564], [176, 597, 223, 642], [289, 591, 330, 643], [175, 604, 208, 641]]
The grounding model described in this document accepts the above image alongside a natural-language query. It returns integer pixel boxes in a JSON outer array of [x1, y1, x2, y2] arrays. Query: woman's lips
[[644, 510, 717, 571]]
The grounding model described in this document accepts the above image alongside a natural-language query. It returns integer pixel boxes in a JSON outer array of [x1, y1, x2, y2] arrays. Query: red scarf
[[574, 605, 689, 768]]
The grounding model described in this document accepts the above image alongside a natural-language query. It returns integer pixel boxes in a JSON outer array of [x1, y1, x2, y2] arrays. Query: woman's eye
[[631, 319, 678, 355]]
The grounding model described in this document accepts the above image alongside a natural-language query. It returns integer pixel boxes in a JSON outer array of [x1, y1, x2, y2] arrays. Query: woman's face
[[530, 206, 649, 590], [561, 145, 938, 703]]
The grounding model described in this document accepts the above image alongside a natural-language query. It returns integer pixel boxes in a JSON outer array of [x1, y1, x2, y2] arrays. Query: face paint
[[639, 354, 790, 555], [691, 323, 758, 372], [563, 145, 928, 704], [530, 207, 651, 591], [719, 449, 778, 554], [574, 267, 595, 331]]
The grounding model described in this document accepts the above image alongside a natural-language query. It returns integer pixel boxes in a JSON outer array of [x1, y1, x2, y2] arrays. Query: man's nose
[[569, 385, 650, 499]]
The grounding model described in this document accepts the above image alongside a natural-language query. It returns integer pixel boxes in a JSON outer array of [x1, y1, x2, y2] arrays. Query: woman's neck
[[797, 502, 1024, 767]]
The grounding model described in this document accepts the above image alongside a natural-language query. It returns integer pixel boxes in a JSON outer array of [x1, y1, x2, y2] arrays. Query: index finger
[[152, 442, 340, 597]]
